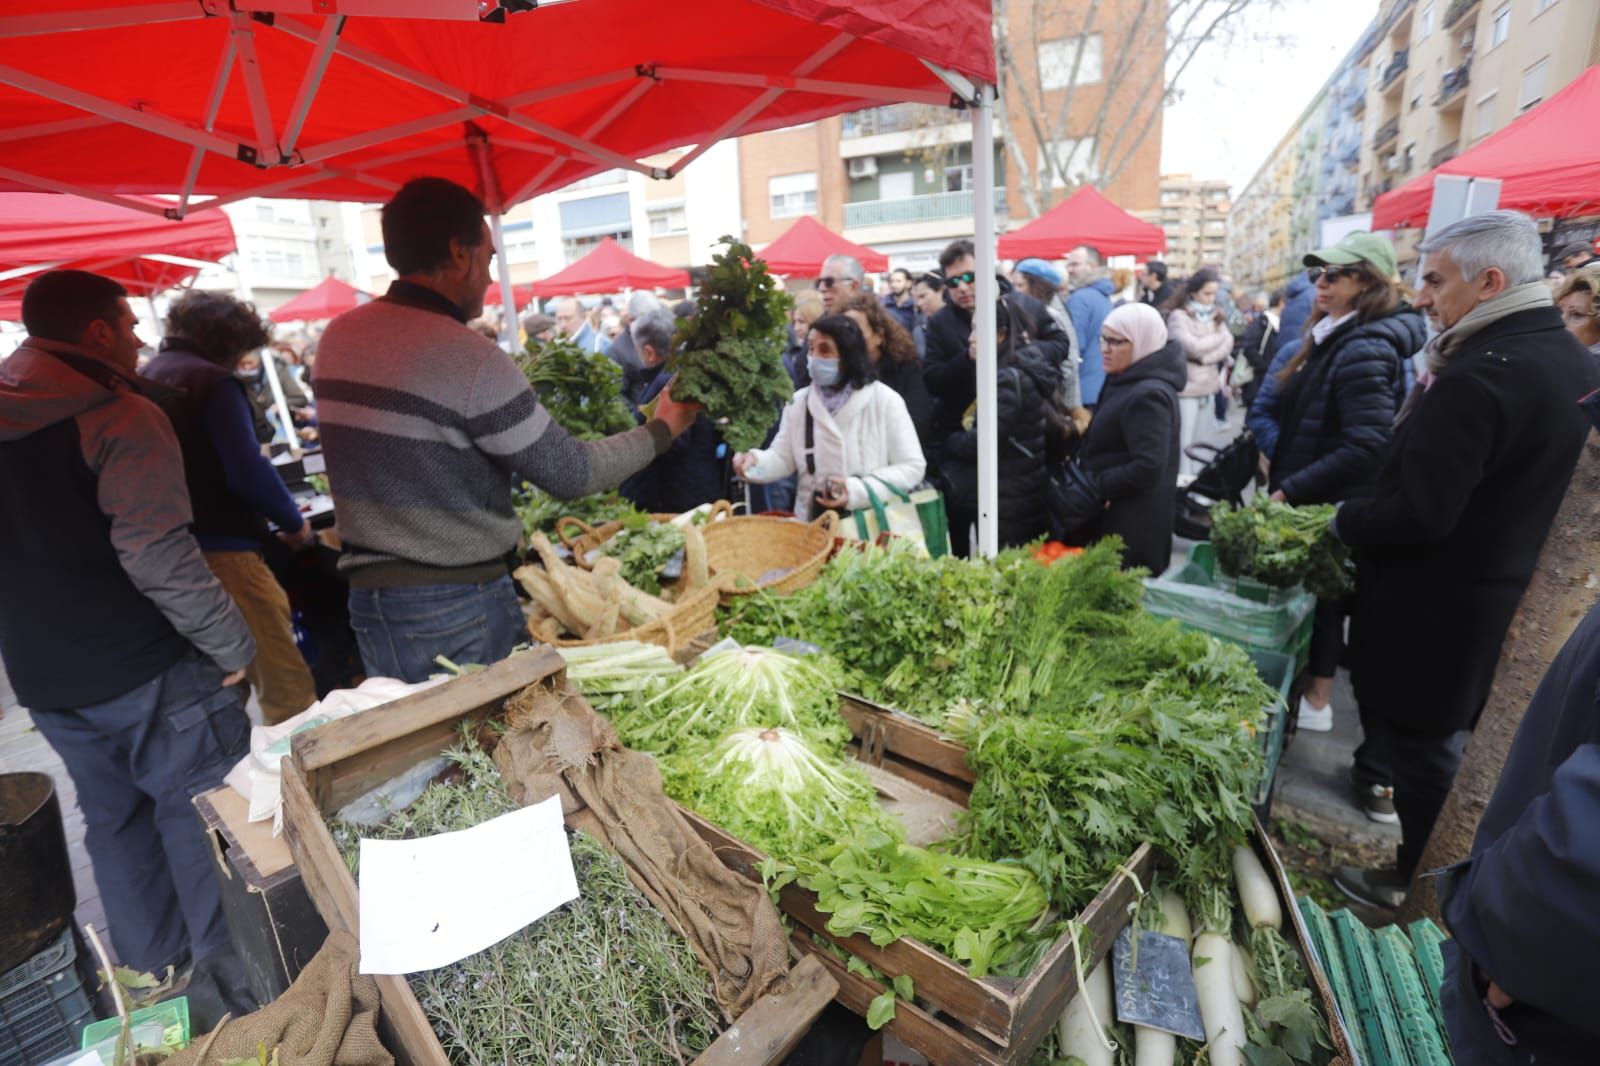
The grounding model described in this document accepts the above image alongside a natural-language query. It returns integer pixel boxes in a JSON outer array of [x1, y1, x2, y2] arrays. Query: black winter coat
[[1338, 307, 1600, 737], [1073, 342, 1185, 572], [619, 367, 725, 513], [941, 351, 1060, 548], [1262, 305, 1427, 505], [875, 356, 938, 460], [1437, 600, 1600, 1065]]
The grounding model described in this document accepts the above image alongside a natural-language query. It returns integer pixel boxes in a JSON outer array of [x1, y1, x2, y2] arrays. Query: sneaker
[[1360, 782, 1400, 824], [1296, 695, 1333, 733], [1333, 865, 1407, 911]]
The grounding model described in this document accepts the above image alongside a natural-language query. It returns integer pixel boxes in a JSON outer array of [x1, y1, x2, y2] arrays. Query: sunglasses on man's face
[[945, 271, 977, 288], [817, 276, 856, 289], [1307, 265, 1367, 284]]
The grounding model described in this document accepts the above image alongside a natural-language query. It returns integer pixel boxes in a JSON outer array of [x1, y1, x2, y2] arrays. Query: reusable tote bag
[[849, 477, 950, 558]]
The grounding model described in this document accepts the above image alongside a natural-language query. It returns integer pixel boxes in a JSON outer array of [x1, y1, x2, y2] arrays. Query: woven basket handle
[[703, 500, 736, 524], [555, 516, 598, 551], [812, 510, 840, 535]]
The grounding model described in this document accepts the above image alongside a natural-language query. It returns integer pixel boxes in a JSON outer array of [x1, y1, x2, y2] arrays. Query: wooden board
[[278, 649, 835, 1066]]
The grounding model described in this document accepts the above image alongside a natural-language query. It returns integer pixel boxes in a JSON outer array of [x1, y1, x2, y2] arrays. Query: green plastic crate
[[1298, 898, 1370, 1066], [80, 996, 189, 1059], [1143, 543, 1317, 669], [1251, 649, 1294, 806], [1331, 909, 1413, 1066], [1374, 926, 1454, 1065], [1408, 919, 1450, 1022]]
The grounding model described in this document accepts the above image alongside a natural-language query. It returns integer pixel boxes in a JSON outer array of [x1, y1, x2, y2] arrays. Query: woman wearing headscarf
[[1070, 302, 1186, 572], [1163, 268, 1233, 478]]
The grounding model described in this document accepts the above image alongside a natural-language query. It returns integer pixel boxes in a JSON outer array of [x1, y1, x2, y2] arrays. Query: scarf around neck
[[1422, 281, 1553, 377]]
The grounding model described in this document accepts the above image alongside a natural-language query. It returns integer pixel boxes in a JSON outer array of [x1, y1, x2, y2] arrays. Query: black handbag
[[1046, 460, 1103, 541]]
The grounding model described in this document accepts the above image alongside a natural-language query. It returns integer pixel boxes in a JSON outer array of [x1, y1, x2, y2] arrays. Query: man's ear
[[1480, 266, 1511, 301]]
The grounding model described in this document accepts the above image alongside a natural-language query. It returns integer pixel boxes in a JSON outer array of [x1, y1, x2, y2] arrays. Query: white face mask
[[808, 355, 842, 388]]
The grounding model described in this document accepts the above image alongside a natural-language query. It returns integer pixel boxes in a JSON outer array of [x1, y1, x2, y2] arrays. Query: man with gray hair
[[817, 253, 863, 313], [1331, 210, 1600, 911], [606, 290, 662, 403], [619, 305, 724, 511]]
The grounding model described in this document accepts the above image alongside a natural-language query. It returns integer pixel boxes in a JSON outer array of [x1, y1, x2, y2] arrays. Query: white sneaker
[[1296, 696, 1333, 733]]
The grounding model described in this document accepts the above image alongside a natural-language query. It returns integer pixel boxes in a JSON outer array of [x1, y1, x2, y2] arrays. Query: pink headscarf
[[1101, 302, 1168, 362]]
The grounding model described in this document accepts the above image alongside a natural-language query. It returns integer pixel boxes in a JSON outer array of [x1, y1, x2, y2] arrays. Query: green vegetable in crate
[[516, 335, 637, 440], [666, 238, 795, 452], [596, 517, 685, 596], [1210, 496, 1353, 600]]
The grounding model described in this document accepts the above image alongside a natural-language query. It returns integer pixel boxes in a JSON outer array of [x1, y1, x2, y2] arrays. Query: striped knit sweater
[[314, 287, 670, 581]]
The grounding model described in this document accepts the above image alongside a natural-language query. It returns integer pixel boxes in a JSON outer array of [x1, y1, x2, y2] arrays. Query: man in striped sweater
[[315, 177, 699, 681]]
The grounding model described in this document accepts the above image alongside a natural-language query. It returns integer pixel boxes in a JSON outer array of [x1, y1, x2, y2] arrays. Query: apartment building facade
[[1153, 174, 1231, 276]]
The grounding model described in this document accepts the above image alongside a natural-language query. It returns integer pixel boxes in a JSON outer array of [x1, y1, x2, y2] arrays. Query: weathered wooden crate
[[277, 647, 836, 1066], [836, 692, 1359, 1066]]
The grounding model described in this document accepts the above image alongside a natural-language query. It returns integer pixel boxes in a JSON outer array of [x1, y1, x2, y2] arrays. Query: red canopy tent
[[267, 275, 370, 322], [528, 237, 689, 298], [997, 186, 1166, 260], [1373, 66, 1600, 230], [0, 192, 235, 320], [756, 215, 889, 275]]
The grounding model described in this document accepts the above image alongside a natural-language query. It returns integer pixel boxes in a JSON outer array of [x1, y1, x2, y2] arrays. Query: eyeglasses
[[817, 276, 857, 289], [1307, 265, 1367, 284], [1100, 334, 1130, 347], [944, 271, 977, 288]]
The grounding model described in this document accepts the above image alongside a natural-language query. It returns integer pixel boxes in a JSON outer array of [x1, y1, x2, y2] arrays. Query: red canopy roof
[[756, 215, 889, 275], [1373, 66, 1600, 230], [529, 237, 689, 298], [266, 275, 370, 322], [0, 1, 992, 215], [997, 186, 1166, 259], [0, 192, 235, 319]]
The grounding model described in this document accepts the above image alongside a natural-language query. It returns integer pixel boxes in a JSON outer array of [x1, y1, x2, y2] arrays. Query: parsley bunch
[[1211, 497, 1353, 599]]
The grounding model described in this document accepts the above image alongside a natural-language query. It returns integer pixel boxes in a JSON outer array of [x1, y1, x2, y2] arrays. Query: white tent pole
[[260, 344, 298, 454], [145, 294, 163, 341], [971, 83, 999, 558], [469, 131, 520, 353]]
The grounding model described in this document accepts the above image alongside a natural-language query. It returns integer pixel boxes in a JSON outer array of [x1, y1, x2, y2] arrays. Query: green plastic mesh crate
[[1143, 543, 1317, 665], [1331, 909, 1413, 1065], [1298, 898, 1370, 1066], [1374, 926, 1454, 1065], [1251, 649, 1295, 806], [1409, 919, 1450, 1025]]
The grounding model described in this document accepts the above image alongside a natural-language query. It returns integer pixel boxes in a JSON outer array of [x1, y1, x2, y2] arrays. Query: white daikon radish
[[1134, 889, 1192, 1065], [1232, 845, 1282, 931], [1158, 888, 1193, 945], [1057, 958, 1115, 1066], [1232, 943, 1258, 1007], [1193, 933, 1248, 1066]]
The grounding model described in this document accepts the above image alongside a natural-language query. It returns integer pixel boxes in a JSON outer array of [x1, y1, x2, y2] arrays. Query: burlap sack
[[165, 932, 390, 1066], [493, 681, 789, 1020]]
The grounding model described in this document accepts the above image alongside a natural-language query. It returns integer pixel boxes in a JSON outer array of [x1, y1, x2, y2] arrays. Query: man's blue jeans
[[348, 575, 527, 683], [30, 650, 248, 973]]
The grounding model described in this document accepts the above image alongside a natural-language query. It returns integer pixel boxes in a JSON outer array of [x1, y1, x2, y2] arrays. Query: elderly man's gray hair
[[821, 254, 864, 283], [630, 306, 677, 358], [1420, 210, 1545, 287], [626, 291, 662, 318]]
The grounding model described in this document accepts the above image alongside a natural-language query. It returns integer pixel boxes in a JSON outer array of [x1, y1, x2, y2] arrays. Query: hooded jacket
[[0, 339, 255, 709], [1073, 341, 1187, 571]]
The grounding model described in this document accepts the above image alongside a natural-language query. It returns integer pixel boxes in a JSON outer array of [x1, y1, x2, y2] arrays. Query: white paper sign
[[358, 794, 579, 974]]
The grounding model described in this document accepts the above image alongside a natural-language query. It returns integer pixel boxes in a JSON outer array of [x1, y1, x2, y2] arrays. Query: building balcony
[[1430, 141, 1459, 168], [839, 104, 973, 159], [842, 189, 1008, 229], [1372, 115, 1401, 150], [1436, 59, 1471, 109], [1378, 50, 1409, 94], [1443, 0, 1480, 30], [1346, 87, 1367, 116], [842, 105, 919, 139], [1340, 145, 1362, 169]]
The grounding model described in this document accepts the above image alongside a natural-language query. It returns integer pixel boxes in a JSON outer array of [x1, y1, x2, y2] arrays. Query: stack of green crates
[[1297, 898, 1455, 1065], [1249, 648, 1295, 809], [1142, 542, 1317, 671]]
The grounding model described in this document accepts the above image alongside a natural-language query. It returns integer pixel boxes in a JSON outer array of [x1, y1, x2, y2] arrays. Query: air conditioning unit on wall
[[847, 156, 879, 179]]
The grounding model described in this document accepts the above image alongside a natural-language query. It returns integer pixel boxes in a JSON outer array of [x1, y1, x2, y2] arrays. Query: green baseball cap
[[1303, 231, 1398, 280]]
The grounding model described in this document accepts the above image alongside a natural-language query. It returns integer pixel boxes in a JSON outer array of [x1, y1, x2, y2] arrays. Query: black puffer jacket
[[1073, 341, 1186, 572], [1260, 304, 1427, 504], [876, 356, 938, 460], [941, 350, 1061, 548]]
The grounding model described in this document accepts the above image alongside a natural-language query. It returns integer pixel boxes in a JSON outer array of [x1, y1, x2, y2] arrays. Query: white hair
[[629, 306, 676, 357], [821, 254, 864, 283], [1420, 210, 1546, 286], [626, 291, 661, 318]]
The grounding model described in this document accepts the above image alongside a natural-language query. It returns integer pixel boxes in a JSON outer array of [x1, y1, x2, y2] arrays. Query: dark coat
[[1437, 600, 1600, 1065], [1073, 341, 1186, 572], [1274, 271, 1316, 364], [875, 356, 938, 461], [881, 293, 916, 334], [941, 350, 1060, 548], [619, 367, 725, 513], [1337, 306, 1600, 737], [1140, 281, 1175, 310], [1260, 305, 1427, 505]]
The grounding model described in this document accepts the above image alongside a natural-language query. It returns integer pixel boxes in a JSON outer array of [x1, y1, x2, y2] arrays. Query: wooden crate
[[277, 647, 836, 1066]]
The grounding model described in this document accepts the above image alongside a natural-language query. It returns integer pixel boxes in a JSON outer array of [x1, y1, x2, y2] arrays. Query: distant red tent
[[1373, 66, 1600, 229], [997, 186, 1166, 259], [267, 276, 371, 322], [0, 192, 235, 320], [757, 216, 889, 275], [529, 237, 689, 298]]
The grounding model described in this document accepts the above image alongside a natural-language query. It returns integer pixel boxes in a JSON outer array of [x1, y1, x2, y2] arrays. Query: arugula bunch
[[668, 238, 795, 452], [517, 335, 637, 440], [1211, 497, 1353, 599]]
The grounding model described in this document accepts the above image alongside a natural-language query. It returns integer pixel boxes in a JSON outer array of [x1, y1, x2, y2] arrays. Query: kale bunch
[[517, 335, 637, 441]]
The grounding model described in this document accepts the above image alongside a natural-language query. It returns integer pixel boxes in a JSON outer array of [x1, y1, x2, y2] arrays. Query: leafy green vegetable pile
[[338, 738, 722, 1065], [1211, 497, 1354, 600], [667, 238, 795, 452], [512, 484, 642, 543], [596, 517, 685, 596], [516, 335, 637, 441]]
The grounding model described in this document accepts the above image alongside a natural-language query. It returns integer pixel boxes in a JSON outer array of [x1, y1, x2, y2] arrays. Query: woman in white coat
[[733, 314, 925, 520]]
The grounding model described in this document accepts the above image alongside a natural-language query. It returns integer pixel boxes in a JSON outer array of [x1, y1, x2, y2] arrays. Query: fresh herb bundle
[[597, 518, 685, 596], [517, 335, 637, 441], [513, 484, 642, 542], [1210, 497, 1353, 599], [667, 238, 795, 452]]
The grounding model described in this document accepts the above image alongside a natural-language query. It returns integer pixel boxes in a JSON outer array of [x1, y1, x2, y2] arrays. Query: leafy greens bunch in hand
[[517, 335, 637, 440], [666, 237, 795, 452], [1210, 497, 1353, 600]]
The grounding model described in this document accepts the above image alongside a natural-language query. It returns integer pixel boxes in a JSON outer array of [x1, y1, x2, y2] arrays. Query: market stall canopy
[[996, 186, 1166, 260], [755, 215, 889, 275], [0, 0, 993, 217], [528, 237, 689, 298], [0, 191, 235, 319], [266, 275, 370, 322], [1372, 65, 1600, 230]]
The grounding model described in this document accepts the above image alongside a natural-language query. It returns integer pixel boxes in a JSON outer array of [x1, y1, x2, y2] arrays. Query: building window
[[1473, 93, 1498, 138], [1411, 93, 1423, 111], [1490, 4, 1510, 46], [319, 217, 330, 230], [768, 172, 818, 218], [647, 204, 688, 236], [255, 204, 274, 223], [1518, 59, 1550, 111], [567, 168, 629, 191], [562, 231, 631, 265], [1038, 35, 1103, 90], [944, 165, 974, 192], [1418, 3, 1434, 38], [1038, 138, 1097, 189]]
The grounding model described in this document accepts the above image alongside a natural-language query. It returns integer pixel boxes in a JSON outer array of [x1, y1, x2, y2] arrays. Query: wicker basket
[[544, 580, 722, 656], [554, 502, 734, 566], [702, 510, 839, 600]]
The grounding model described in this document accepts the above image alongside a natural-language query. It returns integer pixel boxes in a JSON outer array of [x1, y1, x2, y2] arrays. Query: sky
[[1161, 0, 1380, 193]]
